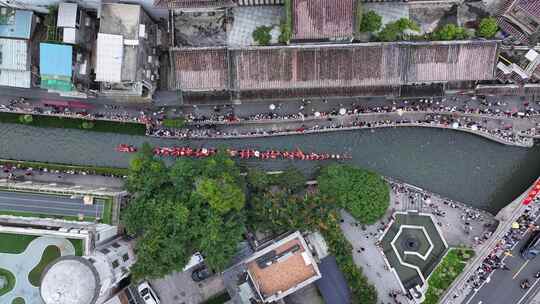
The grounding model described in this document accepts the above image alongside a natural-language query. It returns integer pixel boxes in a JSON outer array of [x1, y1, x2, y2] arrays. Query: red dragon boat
[[116, 145, 350, 161], [116, 144, 137, 153]]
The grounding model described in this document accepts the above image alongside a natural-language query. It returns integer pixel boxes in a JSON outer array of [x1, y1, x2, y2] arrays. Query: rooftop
[[172, 47, 229, 90], [99, 3, 141, 40], [40, 256, 100, 304], [40, 43, 73, 77], [292, 0, 355, 40], [246, 232, 321, 302], [0, 8, 34, 39], [57, 2, 78, 28]]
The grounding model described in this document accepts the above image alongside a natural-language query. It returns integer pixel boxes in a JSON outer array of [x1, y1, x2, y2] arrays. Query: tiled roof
[[172, 48, 229, 90], [153, 0, 235, 9], [172, 41, 498, 92], [245, 233, 320, 302], [292, 0, 355, 40], [232, 41, 498, 90], [516, 0, 540, 19]]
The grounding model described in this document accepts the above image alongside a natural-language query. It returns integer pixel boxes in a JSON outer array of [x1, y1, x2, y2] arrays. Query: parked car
[[521, 231, 540, 259], [191, 266, 211, 282], [183, 252, 204, 272], [138, 281, 160, 304]]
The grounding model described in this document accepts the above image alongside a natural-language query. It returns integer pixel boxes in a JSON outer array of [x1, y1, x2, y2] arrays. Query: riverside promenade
[[439, 177, 540, 304], [151, 110, 537, 148]]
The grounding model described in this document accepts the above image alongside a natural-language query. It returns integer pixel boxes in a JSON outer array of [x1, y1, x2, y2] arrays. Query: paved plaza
[[0, 236, 76, 304]]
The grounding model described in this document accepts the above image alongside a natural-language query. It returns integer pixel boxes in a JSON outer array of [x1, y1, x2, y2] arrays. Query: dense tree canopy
[[317, 164, 390, 224], [477, 17, 498, 39], [432, 24, 469, 40], [253, 26, 272, 45], [123, 144, 246, 279], [360, 11, 382, 33]]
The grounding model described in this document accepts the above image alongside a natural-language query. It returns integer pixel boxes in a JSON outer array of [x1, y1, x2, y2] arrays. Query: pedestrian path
[[0, 236, 75, 304]]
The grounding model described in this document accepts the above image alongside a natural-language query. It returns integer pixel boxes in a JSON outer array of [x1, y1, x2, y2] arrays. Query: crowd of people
[[182, 97, 540, 125], [0, 97, 146, 124], [460, 202, 540, 298], [149, 113, 534, 147], [0, 96, 538, 145]]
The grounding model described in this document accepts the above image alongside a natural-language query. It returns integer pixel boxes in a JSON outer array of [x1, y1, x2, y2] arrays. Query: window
[[100, 248, 110, 254], [112, 242, 121, 249], [122, 253, 130, 262], [112, 260, 119, 269]]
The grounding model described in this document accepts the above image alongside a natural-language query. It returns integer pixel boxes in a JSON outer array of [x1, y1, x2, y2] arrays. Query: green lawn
[[0, 268, 15, 296], [0, 112, 146, 135], [0, 159, 129, 176], [28, 245, 61, 286], [424, 248, 475, 304], [69, 238, 84, 256], [0, 233, 37, 254]]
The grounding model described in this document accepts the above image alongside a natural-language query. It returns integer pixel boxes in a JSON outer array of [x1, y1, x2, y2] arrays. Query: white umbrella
[[471, 125, 478, 131], [397, 109, 404, 116], [269, 104, 276, 110], [339, 108, 347, 115], [452, 122, 459, 129], [314, 112, 321, 117]]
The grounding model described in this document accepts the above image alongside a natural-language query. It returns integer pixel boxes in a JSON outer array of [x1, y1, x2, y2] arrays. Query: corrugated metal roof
[[516, 0, 540, 19], [95, 33, 124, 82], [0, 38, 28, 70], [315, 256, 351, 304], [0, 69, 30, 88], [293, 0, 355, 40], [172, 47, 229, 90], [57, 2, 78, 28], [40, 43, 73, 77], [153, 0, 235, 9], [232, 41, 498, 90], [0, 9, 33, 39]]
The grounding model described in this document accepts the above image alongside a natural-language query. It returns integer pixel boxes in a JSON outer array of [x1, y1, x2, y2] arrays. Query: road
[[0, 190, 103, 218], [465, 224, 540, 304]]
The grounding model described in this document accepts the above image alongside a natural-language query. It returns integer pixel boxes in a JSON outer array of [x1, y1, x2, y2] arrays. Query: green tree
[[18, 114, 33, 124], [123, 150, 247, 278], [477, 17, 498, 39], [360, 11, 382, 33], [195, 175, 245, 214], [432, 24, 469, 40], [377, 18, 419, 42], [81, 121, 95, 129], [253, 26, 272, 45], [317, 164, 389, 224]]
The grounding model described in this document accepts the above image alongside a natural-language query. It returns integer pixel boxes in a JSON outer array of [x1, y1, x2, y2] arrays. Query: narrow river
[[1, 123, 539, 213]]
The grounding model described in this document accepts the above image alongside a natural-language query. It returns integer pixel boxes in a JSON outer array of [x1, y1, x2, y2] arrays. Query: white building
[[40, 238, 136, 304]]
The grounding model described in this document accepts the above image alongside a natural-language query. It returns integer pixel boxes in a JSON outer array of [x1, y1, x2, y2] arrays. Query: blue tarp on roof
[[40, 43, 73, 77], [315, 256, 352, 304], [0, 9, 33, 39]]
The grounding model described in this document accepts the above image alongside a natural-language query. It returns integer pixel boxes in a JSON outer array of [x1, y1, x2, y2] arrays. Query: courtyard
[[0, 233, 83, 304]]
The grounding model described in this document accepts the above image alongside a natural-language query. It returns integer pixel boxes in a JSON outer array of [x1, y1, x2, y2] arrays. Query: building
[[40, 43, 74, 92], [96, 3, 160, 98], [0, 7, 36, 88], [171, 40, 499, 102], [292, 0, 356, 41], [498, 0, 540, 44], [40, 238, 136, 304], [224, 232, 321, 303]]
